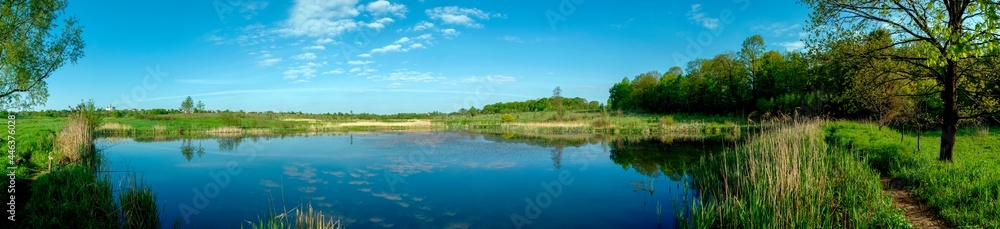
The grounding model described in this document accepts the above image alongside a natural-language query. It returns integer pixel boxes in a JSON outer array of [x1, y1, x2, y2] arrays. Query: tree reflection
[[179, 138, 205, 161], [608, 137, 725, 179], [217, 137, 242, 152]]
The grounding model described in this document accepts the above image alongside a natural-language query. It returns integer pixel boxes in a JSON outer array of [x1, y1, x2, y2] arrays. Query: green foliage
[[180, 96, 194, 113], [25, 165, 119, 228], [684, 122, 911, 228], [501, 113, 515, 123], [478, 96, 599, 115], [659, 115, 675, 126], [0, 0, 86, 109], [826, 122, 1000, 227], [220, 112, 241, 127]]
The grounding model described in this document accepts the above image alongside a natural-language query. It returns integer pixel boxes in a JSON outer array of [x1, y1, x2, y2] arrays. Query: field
[[826, 122, 1000, 227]]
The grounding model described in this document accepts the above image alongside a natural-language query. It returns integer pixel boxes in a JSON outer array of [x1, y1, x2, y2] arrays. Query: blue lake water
[[98, 132, 722, 228]]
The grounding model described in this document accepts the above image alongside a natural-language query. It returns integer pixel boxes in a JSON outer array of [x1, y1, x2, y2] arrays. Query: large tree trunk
[[939, 61, 958, 162]]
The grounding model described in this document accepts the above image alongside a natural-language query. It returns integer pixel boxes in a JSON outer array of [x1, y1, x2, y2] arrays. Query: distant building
[[105, 103, 114, 111]]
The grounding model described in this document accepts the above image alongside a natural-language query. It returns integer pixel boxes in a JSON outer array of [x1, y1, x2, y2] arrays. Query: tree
[[196, 100, 205, 113], [609, 78, 634, 111], [803, 0, 1000, 161], [180, 96, 194, 113], [552, 86, 564, 121], [0, 0, 85, 109]]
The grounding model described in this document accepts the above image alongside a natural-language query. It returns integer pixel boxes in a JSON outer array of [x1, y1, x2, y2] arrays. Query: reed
[[682, 120, 910, 228]]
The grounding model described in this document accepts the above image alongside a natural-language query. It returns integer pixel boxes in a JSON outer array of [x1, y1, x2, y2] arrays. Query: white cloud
[[425, 6, 500, 28], [370, 37, 426, 54], [366, 17, 395, 30], [441, 29, 460, 39], [461, 75, 515, 84], [348, 60, 373, 65], [349, 67, 362, 73], [363, 0, 407, 17], [751, 23, 803, 37], [369, 69, 444, 83], [414, 33, 433, 40], [411, 21, 434, 31], [257, 58, 283, 67], [500, 35, 522, 43], [371, 44, 403, 53], [779, 41, 805, 52], [283, 62, 325, 80], [687, 4, 719, 30], [281, 0, 362, 37], [294, 52, 317, 60], [387, 82, 403, 88], [303, 45, 326, 50], [357, 53, 372, 58], [323, 68, 345, 75], [315, 38, 335, 44]]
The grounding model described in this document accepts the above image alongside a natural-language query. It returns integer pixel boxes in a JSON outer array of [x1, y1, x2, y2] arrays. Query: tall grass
[[682, 120, 910, 228], [118, 173, 160, 228], [53, 106, 96, 164], [246, 202, 342, 229], [20, 101, 161, 228], [826, 121, 1000, 227]]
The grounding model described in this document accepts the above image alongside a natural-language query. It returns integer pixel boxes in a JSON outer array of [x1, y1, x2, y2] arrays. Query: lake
[[97, 132, 728, 228]]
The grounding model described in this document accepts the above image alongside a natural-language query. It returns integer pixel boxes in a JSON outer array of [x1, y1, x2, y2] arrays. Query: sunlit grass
[[682, 120, 910, 228], [826, 121, 1000, 227]]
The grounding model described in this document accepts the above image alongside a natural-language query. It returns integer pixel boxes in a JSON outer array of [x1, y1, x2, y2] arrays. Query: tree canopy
[[0, 0, 85, 109]]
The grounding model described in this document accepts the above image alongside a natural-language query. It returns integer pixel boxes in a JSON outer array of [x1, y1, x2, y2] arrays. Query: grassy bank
[[2, 104, 159, 228], [825, 122, 1000, 227], [683, 121, 910, 228]]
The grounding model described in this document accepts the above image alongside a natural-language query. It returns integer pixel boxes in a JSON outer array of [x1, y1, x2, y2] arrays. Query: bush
[[659, 115, 675, 126], [501, 114, 515, 123], [220, 112, 241, 127], [54, 101, 100, 164]]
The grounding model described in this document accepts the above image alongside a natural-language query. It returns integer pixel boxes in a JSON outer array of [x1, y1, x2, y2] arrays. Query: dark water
[[98, 132, 728, 228]]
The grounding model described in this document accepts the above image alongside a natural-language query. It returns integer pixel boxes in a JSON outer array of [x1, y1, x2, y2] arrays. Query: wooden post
[[48, 156, 52, 171]]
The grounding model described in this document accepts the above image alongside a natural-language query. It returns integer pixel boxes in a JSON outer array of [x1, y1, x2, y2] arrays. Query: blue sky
[[43, 0, 812, 114]]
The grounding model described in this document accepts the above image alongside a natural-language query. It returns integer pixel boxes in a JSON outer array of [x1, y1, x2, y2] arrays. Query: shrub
[[220, 112, 241, 127], [659, 115, 675, 126], [54, 101, 100, 164], [501, 113, 515, 123]]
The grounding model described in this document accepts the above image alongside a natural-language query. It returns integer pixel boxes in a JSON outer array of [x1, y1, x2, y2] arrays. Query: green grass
[[682, 121, 911, 228], [825, 121, 1000, 228], [3, 108, 161, 229]]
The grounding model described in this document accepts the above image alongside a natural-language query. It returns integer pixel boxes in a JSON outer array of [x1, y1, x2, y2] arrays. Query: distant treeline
[[606, 33, 1000, 128], [468, 97, 602, 115]]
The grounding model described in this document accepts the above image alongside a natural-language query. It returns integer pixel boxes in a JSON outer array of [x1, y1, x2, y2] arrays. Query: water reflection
[[101, 131, 732, 228], [608, 137, 726, 179], [178, 139, 205, 161]]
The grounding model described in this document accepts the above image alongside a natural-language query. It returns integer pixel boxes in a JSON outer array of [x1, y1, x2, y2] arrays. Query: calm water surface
[[98, 132, 725, 228]]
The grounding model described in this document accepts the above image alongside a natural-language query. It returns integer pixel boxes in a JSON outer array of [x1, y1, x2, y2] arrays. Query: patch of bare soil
[[880, 177, 947, 229]]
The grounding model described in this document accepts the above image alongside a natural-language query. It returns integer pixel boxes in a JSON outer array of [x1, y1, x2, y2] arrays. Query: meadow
[[681, 119, 998, 228]]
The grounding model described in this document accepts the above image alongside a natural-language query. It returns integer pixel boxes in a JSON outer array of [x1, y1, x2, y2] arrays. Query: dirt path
[[880, 177, 947, 228]]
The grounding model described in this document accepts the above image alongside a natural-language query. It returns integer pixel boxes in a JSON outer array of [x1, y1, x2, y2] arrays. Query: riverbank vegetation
[[2, 102, 159, 228]]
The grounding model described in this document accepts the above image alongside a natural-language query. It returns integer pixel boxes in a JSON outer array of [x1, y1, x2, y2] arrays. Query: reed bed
[[682, 120, 910, 228], [246, 202, 342, 229]]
